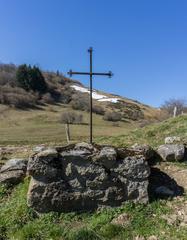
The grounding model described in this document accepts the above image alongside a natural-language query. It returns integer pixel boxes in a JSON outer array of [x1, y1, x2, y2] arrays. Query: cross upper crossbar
[[67, 70, 113, 77]]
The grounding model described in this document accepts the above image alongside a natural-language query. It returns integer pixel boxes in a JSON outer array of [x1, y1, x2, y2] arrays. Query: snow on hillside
[[71, 85, 119, 103]]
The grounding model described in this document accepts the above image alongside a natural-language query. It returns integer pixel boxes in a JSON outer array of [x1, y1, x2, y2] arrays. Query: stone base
[[27, 143, 150, 213]]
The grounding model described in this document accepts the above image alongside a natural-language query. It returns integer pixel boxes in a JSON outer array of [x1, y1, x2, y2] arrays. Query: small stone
[[37, 148, 58, 159], [148, 236, 158, 240], [33, 145, 46, 153], [130, 144, 155, 160], [0, 158, 27, 186], [75, 142, 95, 151], [157, 144, 185, 161], [27, 149, 59, 178], [134, 236, 145, 240], [111, 213, 131, 227], [162, 214, 177, 225], [94, 147, 117, 169], [0, 158, 27, 173], [165, 136, 181, 144]]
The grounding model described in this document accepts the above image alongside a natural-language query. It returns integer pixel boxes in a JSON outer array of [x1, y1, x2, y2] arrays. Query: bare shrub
[[71, 93, 89, 111], [103, 111, 122, 122], [0, 63, 17, 86], [92, 105, 105, 115], [108, 100, 144, 120], [112, 122, 120, 127], [60, 111, 83, 124], [41, 93, 55, 104], [47, 106, 57, 112], [155, 109, 170, 122], [71, 93, 105, 115], [59, 85, 74, 104], [161, 98, 187, 116], [0, 85, 37, 108]]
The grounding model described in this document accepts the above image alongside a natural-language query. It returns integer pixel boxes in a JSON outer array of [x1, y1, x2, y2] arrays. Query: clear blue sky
[[0, 0, 187, 107]]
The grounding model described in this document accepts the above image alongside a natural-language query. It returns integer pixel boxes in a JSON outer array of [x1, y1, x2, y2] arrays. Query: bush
[[71, 93, 105, 115], [59, 85, 74, 104], [161, 98, 187, 116], [103, 111, 122, 122], [92, 105, 105, 115], [0, 85, 37, 108], [71, 93, 89, 111], [0, 63, 16, 86], [16, 64, 47, 93], [60, 111, 83, 124], [41, 93, 55, 104]]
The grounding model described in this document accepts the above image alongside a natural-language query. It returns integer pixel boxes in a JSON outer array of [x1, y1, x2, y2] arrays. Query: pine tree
[[16, 64, 30, 91], [16, 64, 47, 93]]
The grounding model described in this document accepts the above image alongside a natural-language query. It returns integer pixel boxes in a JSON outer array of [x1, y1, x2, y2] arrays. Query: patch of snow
[[98, 98, 119, 103], [91, 92, 107, 100], [71, 85, 119, 103], [71, 85, 89, 94]]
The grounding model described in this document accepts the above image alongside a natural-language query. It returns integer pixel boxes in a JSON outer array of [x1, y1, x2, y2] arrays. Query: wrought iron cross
[[68, 47, 113, 144]]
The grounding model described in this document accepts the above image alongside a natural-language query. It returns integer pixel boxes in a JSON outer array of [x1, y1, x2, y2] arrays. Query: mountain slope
[[0, 63, 159, 122], [69, 83, 160, 121]]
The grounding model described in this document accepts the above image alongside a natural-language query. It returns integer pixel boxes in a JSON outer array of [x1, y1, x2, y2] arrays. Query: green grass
[[98, 115, 187, 147], [0, 179, 187, 240]]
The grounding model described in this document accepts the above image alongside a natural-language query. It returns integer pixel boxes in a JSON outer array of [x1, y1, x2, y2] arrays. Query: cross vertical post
[[88, 47, 93, 144], [68, 47, 113, 144]]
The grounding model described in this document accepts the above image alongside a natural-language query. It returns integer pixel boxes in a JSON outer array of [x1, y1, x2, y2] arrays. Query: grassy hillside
[[0, 104, 136, 146], [0, 63, 160, 129], [1, 105, 186, 148], [98, 115, 187, 147]]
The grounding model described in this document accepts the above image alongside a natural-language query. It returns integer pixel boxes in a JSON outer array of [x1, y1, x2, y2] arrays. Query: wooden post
[[65, 123, 70, 144], [173, 106, 177, 118]]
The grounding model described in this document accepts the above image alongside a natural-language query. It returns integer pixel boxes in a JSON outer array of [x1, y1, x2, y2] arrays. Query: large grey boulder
[[27, 143, 150, 213], [157, 144, 185, 161], [0, 158, 27, 185]]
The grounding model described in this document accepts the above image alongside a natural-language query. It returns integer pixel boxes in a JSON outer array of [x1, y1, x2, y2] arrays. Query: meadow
[[0, 104, 135, 146]]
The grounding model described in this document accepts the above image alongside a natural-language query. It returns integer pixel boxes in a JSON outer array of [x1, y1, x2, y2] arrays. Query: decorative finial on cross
[[68, 47, 113, 144]]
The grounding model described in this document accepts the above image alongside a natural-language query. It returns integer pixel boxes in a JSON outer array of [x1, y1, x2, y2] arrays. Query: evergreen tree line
[[16, 64, 47, 93]]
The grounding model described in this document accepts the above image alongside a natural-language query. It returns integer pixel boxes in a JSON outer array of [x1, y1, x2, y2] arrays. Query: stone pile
[[27, 143, 151, 213]]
